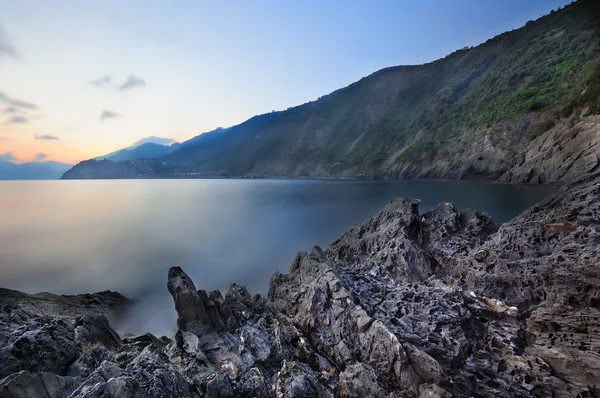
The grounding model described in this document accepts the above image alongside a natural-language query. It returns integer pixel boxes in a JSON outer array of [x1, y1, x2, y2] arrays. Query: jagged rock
[[206, 372, 234, 398], [339, 363, 389, 398], [0, 316, 79, 379], [167, 266, 218, 334], [68, 343, 115, 378], [69, 376, 142, 398], [0, 288, 130, 347], [236, 367, 271, 398], [273, 361, 332, 398], [2, 175, 600, 397], [74, 314, 122, 350], [499, 116, 600, 185], [0, 371, 82, 398]]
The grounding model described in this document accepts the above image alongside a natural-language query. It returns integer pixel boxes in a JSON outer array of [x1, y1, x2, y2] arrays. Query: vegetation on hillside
[[65, 0, 600, 179]]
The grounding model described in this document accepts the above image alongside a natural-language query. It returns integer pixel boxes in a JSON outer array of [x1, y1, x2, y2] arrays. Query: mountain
[[100, 142, 175, 162], [95, 128, 230, 163], [96, 137, 178, 162], [63, 0, 600, 182], [0, 161, 73, 180]]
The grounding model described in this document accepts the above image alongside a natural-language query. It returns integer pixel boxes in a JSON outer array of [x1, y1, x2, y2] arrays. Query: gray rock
[[236, 367, 271, 398], [273, 361, 332, 398], [206, 372, 234, 398], [167, 266, 219, 334], [0, 316, 79, 378], [339, 363, 388, 398], [3, 174, 600, 397], [0, 371, 82, 398], [74, 315, 122, 350], [499, 116, 600, 185]]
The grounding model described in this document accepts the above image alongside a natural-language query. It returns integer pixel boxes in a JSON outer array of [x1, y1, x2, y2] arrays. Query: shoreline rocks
[[1, 176, 600, 397]]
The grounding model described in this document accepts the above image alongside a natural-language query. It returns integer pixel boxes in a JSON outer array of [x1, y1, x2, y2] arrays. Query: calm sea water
[[0, 179, 558, 335]]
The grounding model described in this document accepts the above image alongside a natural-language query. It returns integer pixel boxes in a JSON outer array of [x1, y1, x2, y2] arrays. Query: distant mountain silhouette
[[0, 161, 73, 180], [95, 128, 230, 162]]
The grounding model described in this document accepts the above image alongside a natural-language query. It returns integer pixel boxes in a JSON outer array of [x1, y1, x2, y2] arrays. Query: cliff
[[2, 173, 600, 397]]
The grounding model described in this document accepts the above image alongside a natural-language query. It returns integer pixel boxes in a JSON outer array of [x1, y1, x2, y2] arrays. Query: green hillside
[[64, 0, 600, 180]]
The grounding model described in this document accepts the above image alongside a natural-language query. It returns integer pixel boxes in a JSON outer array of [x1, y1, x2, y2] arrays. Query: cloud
[[0, 152, 17, 162], [35, 153, 48, 161], [3, 115, 28, 125], [118, 75, 146, 91], [90, 75, 112, 87], [100, 110, 123, 121], [0, 23, 17, 58], [133, 136, 177, 146], [2, 107, 18, 114], [34, 134, 59, 140], [0, 92, 39, 111]]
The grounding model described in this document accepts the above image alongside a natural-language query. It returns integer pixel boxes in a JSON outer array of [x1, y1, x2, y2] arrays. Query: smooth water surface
[[0, 179, 558, 335]]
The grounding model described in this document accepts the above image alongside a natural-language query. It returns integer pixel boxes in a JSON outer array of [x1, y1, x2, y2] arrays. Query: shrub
[[527, 120, 556, 141]]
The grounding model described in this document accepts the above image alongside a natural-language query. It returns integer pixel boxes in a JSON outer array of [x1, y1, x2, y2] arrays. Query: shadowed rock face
[[499, 116, 600, 184], [1, 176, 600, 397]]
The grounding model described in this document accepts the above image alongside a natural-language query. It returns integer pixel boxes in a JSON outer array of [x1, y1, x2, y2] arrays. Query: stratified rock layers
[[1, 176, 600, 397]]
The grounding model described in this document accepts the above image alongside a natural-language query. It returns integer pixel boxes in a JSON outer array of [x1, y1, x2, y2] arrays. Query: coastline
[[1, 174, 598, 397]]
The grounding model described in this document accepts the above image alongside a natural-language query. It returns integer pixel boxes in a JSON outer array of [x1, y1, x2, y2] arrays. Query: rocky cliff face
[[2, 176, 600, 397], [499, 115, 600, 184]]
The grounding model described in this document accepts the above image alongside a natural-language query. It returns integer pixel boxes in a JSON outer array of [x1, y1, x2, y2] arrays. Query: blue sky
[[0, 0, 571, 163]]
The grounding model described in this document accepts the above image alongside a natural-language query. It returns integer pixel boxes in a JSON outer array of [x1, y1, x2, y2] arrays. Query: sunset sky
[[0, 0, 570, 164]]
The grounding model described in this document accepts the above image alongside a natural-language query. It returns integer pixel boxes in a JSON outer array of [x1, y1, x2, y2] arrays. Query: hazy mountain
[[95, 129, 230, 163], [100, 142, 175, 162], [96, 137, 178, 162], [64, 0, 600, 181], [0, 161, 73, 180]]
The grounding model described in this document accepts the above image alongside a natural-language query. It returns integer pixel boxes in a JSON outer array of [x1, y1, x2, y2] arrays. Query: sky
[[0, 0, 572, 164]]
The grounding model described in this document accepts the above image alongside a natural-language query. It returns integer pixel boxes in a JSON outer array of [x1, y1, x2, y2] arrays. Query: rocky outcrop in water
[[2, 176, 600, 397]]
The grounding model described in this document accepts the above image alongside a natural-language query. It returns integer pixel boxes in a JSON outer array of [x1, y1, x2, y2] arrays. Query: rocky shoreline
[[1, 175, 600, 397]]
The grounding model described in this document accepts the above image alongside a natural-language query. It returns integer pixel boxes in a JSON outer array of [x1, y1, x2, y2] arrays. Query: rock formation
[[2, 175, 600, 397], [499, 115, 600, 184]]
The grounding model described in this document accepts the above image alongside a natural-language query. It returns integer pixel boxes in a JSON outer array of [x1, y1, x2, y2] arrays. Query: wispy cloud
[[0, 92, 39, 111], [100, 110, 123, 121], [34, 134, 59, 140], [2, 107, 18, 114], [0, 23, 17, 58], [89, 74, 147, 92], [3, 115, 28, 125], [119, 75, 146, 91], [0, 152, 16, 162], [90, 75, 112, 87], [35, 153, 48, 161]]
